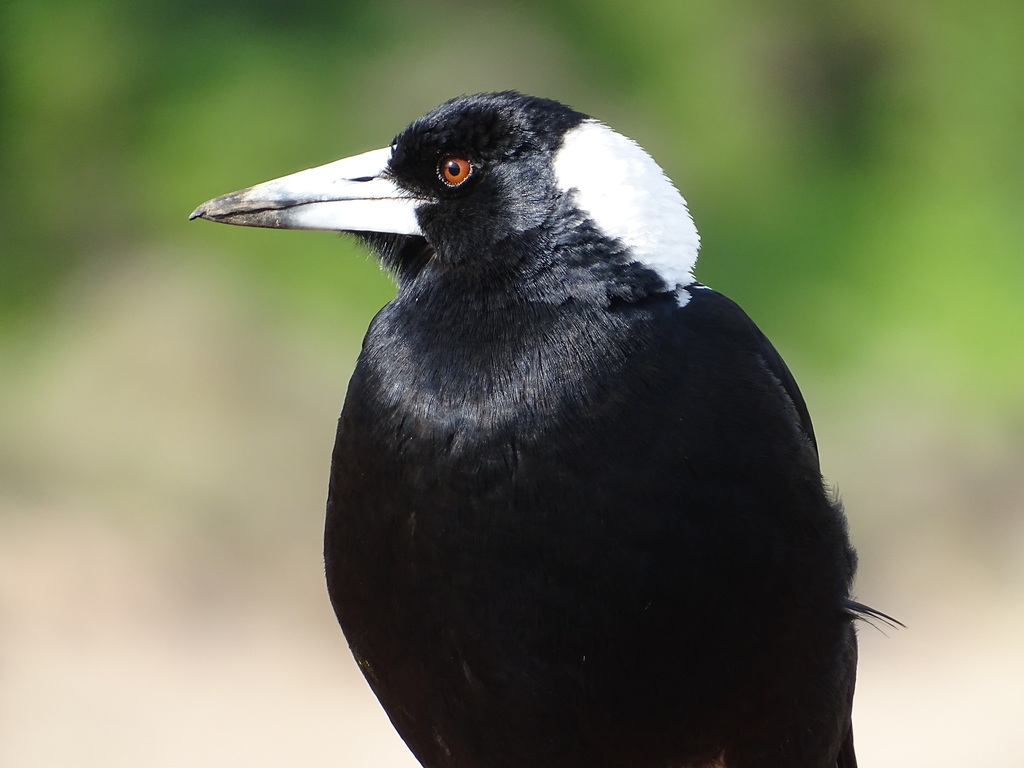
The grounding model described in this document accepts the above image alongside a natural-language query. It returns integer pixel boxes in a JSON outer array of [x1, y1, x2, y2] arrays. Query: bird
[[191, 91, 877, 768]]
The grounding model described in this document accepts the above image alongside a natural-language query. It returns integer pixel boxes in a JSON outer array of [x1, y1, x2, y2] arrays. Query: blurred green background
[[1, 1, 1022, 765]]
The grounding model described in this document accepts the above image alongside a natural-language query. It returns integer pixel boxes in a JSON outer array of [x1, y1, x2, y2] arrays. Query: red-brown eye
[[438, 155, 472, 187]]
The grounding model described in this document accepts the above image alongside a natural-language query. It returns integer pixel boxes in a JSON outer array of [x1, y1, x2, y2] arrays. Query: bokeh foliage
[[3, 0, 1022, 411]]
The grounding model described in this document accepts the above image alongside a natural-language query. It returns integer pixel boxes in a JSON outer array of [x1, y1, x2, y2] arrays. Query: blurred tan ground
[[1, 257, 1021, 767]]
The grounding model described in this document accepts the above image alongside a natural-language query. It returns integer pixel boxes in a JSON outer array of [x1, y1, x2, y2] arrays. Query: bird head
[[191, 92, 700, 305]]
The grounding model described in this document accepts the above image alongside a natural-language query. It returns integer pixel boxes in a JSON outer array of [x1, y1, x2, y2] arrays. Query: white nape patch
[[674, 280, 710, 308], [553, 120, 700, 290]]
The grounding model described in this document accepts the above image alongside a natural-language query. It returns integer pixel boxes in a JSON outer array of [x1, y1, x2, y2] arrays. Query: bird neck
[[354, 289, 657, 450]]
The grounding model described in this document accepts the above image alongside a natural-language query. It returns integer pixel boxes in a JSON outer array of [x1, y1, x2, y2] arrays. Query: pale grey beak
[[189, 146, 424, 236]]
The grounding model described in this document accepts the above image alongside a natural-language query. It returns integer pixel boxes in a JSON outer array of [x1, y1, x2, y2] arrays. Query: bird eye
[[438, 155, 472, 187]]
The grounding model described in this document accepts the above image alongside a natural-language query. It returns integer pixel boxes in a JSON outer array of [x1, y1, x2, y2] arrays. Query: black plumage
[[191, 92, 874, 768]]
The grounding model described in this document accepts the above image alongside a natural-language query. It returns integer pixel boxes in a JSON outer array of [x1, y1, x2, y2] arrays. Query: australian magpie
[[191, 91, 873, 768]]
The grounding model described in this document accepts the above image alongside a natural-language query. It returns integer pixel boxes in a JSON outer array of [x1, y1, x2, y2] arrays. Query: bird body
[[192, 92, 864, 768]]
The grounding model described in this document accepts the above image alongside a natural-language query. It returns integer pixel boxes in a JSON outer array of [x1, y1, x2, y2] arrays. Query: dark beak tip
[[188, 204, 208, 221]]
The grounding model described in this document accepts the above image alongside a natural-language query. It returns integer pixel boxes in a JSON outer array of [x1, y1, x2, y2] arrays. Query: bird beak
[[189, 146, 424, 236]]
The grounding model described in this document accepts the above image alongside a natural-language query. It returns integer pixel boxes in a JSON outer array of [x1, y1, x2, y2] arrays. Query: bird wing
[[751, 325, 819, 455], [685, 284, 818, 455]]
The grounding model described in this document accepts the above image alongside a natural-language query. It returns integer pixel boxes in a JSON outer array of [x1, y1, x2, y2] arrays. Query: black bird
[[191, 92, 872, 768]]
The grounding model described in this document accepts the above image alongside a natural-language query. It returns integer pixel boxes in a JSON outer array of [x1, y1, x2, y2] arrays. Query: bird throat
[[355, 288, 649, 461]]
